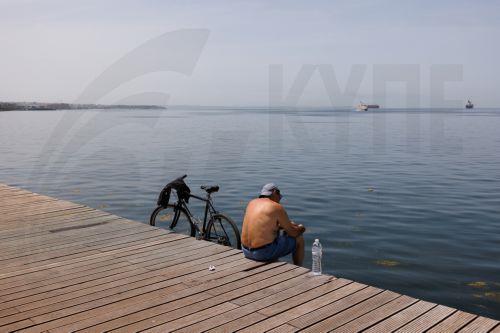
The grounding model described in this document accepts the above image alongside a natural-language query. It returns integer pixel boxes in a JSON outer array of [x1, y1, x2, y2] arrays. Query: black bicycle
[[150, 175, 241, 249]]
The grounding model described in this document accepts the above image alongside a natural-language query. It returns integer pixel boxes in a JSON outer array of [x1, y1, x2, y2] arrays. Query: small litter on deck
[[208, 265, 215, 271]]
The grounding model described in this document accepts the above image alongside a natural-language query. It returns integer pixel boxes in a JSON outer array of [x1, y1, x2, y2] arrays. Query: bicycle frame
[[151, 177, 241, 249], [174, 192, 217, 234]]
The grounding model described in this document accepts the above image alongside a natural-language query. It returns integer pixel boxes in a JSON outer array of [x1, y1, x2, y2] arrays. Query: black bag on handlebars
[[157, 175, 191, 207], [175, 182, 191, 203], [157, 185, 172, 208]]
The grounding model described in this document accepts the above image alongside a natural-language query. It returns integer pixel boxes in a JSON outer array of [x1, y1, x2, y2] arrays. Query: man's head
[[259, 183, 282, 203]]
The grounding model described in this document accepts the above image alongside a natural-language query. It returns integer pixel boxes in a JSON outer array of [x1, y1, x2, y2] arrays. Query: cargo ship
[[356, 102, 380, 111]]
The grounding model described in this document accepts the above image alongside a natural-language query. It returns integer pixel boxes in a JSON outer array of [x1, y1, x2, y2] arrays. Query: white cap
[[260, 183, 279, 196]]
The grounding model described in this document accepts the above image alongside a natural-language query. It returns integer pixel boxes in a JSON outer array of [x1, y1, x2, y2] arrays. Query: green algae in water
[[484, 292, 500, 302], [468, 281, 488, 288], [375, 259, 401, 267], [158, 212, 173, 221], [473, 292, 500, 303]]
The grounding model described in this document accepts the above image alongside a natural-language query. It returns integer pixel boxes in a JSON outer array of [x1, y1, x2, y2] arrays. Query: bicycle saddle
[[201, 185, 219, 193]]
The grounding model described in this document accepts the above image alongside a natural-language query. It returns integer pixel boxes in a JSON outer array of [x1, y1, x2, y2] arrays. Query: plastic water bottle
[[312, 239, 322, 275]]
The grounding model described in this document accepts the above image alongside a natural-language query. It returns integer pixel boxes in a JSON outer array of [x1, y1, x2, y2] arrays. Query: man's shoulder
[[248, 198, 283, 210]]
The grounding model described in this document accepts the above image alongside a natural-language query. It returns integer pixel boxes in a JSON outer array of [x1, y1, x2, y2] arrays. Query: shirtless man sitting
[[241, 183, 305, 266]]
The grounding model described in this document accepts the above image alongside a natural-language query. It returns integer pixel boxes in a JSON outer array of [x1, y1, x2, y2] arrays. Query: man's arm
[[276, 205, 305, 237]]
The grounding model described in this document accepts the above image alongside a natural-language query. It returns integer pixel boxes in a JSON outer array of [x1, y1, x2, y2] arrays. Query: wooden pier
[[0, 183, 499, 332]]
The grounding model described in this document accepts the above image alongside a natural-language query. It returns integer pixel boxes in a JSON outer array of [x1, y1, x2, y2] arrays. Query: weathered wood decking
[[0, 183, 498, 333]]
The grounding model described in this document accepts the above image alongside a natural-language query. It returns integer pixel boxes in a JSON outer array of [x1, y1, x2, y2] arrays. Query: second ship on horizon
[[356, 102, 380, 111]]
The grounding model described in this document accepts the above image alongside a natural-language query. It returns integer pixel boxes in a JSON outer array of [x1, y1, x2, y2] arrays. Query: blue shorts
[[242, 234, 296, 262]]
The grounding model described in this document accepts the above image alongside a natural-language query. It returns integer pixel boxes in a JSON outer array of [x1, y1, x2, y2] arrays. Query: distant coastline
[[0, 101, 166, 111]]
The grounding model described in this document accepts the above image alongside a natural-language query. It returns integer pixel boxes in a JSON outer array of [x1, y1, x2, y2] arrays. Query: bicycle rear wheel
[[150, 204, 195, 237], [205, 213, 241, 249]]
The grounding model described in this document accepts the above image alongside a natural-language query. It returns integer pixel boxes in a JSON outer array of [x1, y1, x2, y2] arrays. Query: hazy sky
[[1, 0, 499, 107]]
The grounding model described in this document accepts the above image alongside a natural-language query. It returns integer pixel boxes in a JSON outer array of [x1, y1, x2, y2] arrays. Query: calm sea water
[[1, 107, 500, 319]]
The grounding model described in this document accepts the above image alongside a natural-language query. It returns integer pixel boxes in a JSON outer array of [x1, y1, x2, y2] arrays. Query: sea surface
[[1, 107, 500, 319]]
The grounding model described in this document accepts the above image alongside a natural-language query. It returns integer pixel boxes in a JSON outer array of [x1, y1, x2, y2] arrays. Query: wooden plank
[[0, 205, 89, 225], [0, 237, 195, 291], [204, 279, 350, 333], [0, 190, 33, 197], [0, 222, 135, 264], [1, 208, 118, 228], [426, 311, 477, 333], [0, 210, 114, 240], [0, 206, 91, 227], [207, 265, 309, 296], [47, 256, 252, 332], [1, 203, 92, 221], [0, 192, 55, 203], [144, 302, 240, 333], [457, 316, 500, 333], [331, 295, 418, 333], [7, 243, 225, 315], [0, 233, 189, 291], [301, 291, 401, 332], [0, 248, 233, 329], [267, 324, 298, 333], [0, 234, 186, 280], [0, 215, 139, 248], [236, 282, 369, 332], [0, 188, 33, 196], [490, 324, 500, 333], [84, 264, 299, 332], [0, 196, 55, 209], [2, 235, 194, 302], [292, 289, 397, 332], [206, 312, 268, 333], [1, 201, 83, 219], [0, 240, 221, 310], [0, 227, 161, 278], [0, 251, 243, 332], [9, 257, 260, 332], [363, 301, 436, 333], [0, 216, 133, 260], [0, 218, 155, 259], [0, 208, 101, 234], [0, 232, 187, 297], [0, 249, 239, 321], [175, 274, 334, 333], [264, 281, 359, 316], [0, 184, 498, 333], [393, 304, 456, 333]]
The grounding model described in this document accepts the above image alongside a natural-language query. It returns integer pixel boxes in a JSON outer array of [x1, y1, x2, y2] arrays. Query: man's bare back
[[241, 198, 281, 248], [241, 183, 306, 266]]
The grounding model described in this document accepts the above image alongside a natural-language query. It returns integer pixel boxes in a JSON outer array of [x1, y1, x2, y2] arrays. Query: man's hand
[[289, 220, 305, 234], [277, 210, 305, 237]]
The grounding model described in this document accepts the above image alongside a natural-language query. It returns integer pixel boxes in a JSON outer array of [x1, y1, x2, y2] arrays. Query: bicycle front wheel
[[206, 213, 241, 249], [149, 204, 195, 237]]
